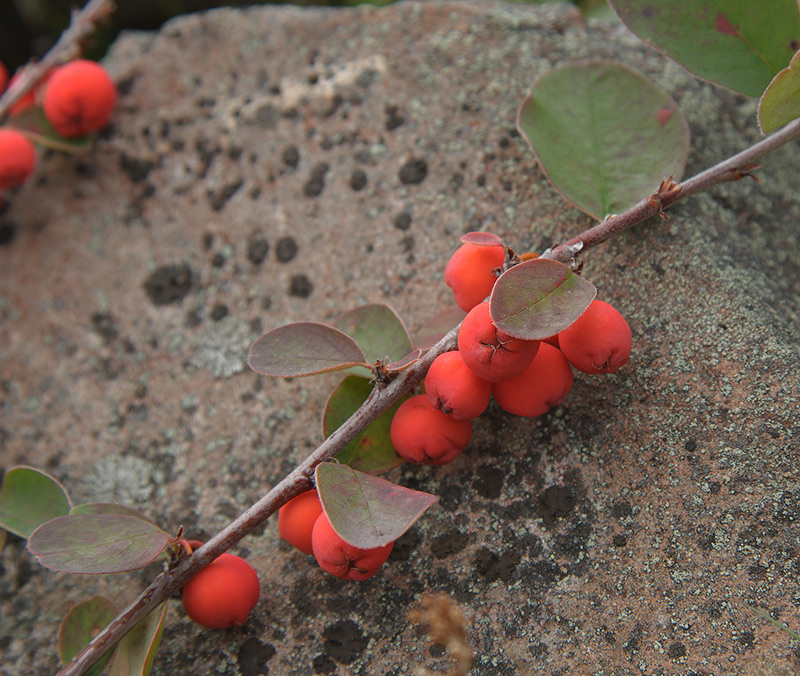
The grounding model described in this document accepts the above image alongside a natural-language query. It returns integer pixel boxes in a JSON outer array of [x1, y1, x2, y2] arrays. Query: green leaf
[[58, 597, 118, 676], [323, 376, 408, 474], [108, 602, 168, 676], [333, 304, 413, 365], [490, 259, 597, 340], [7, 106, 94, 153], [70, 503, 159, 525], [0, 466, 71, 539], [609, 0, 800, 97], [518, 61, 690, 219], [28, 514, 173, 574], [248, 322, 368, 377], [315, 462, 438, 549], [759, 48, 800, 132]]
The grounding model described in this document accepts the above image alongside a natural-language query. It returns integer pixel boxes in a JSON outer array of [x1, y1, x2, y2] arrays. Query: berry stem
[[0, 0, 115, 121], [54, 89, 800, 676]]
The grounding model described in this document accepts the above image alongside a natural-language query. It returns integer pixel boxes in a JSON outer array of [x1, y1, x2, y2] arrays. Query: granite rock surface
[[1, 2, 798, 675]]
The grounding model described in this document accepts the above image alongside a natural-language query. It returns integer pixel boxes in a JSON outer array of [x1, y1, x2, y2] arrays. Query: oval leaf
[[490, 259, 597, 340], [610, 0, 800, 97], [315, 462, 438, 549], [460, 231, 504, 247], [248, 322, 368, 377], [0, 466, 71, 539], [518, 61, 690, 219], [108, 602, 168, 676], [28, 514, 172, 574], [323, 376, 407, 474], [413, 306, 466, 350], [759, 48, 800, 133], [59, 596, 118, 676], [333, 304, 413, 365], [70, 503, 159, 525]]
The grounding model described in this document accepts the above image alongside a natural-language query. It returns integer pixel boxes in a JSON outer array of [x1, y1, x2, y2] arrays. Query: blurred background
[[0, 0, 609, 71]]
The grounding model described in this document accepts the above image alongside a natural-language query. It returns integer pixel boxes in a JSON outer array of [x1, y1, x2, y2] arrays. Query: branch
[[0, 0, 115, 120], [57, 115, 800, 676]]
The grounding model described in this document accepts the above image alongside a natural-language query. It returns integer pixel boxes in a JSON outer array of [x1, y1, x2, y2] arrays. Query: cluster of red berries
[[389, 235, 632, 466], [180, 540, 261, 629], [0, 59, 116, 192], [278, 489, 394, 581]]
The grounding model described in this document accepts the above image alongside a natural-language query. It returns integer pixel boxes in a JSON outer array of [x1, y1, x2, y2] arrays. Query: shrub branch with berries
[[1, 1, 799, 675]]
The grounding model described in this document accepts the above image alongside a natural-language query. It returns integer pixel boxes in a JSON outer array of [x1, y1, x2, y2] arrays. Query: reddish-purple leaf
[[315, 462, 438, 549], [490, 259, 597, 340], [413, 306, 466, 350], [460, 232, 504, 247], [28, 514, 173, 574], [248, 322, 368, 377]]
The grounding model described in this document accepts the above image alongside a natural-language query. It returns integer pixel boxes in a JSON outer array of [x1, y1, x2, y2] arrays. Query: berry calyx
[[43, 59, 116, 138], [311, 512, 393, 581], [557, 299, 631, 374], [278, 488, 323, 555], [0, 129, 36, 188], [425, 350, 491, 421], [491, 342, 574, 417], [390, 394, 473, 465], [457, 301, 540, 382], [444, 239, 505, 312], [181, 551, 260, 629]]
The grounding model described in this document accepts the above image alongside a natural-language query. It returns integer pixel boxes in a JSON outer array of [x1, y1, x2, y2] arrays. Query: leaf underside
[[315, 462, 438, 549], [248, 322, 368, 377], [517, 61, 690, 219], [490, 258, 597, 340], [28, 514, 173, 574]]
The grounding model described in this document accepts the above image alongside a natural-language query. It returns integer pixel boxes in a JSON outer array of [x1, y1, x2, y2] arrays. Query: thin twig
[[56, 116, 800, 676], [0, 0, 115, 121]]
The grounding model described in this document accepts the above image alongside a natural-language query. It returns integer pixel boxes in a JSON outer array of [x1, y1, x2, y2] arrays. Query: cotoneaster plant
[[2, 1, 800, 675]]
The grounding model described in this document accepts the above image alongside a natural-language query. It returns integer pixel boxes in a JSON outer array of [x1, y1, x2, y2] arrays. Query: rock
[[1, 2, 798, 675]]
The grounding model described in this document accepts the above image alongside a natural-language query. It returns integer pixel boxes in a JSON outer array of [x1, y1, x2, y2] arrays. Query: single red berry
[[444, 240, 505, 312], [311, 512, 393, 581], [558, 299, 631, 374], [425, 350, 491, 421], [390, 394, 473, 465], [0, 129, 36, 188], [182, 552, 260, 629], [43, 60, 116, 138], [278, 488, 323, 555], [457, 301, 540, 382], [492, 342, 574, 417]]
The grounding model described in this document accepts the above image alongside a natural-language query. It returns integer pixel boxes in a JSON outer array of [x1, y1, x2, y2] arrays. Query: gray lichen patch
[[189, 316, 255, 378]]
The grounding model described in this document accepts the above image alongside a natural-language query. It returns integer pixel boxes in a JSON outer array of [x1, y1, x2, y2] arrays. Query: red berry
[[492, 342, 574, 417], [558, 300, 631, 374], [311, 512, 393, 581], [457, 301, 540, 382], [0, 61, 8, 93], [43, 60, 116, 138], [278, 489, 323, 555], [182, 552, 260, 629], [0, 129, 36, 188], [444, 240, 505, 312], [390, 394, 473, 465], [425, 350, 491, 421]]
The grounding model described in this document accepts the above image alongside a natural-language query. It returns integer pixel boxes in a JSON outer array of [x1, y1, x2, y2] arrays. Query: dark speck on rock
[[91, 312, 119, 344], [207, 180, 243, 211], [322, 619, 367, 664], [393, 212, 411, 230], [473, 465, 503, 499], [303, 162, 330, 197], [282, 145, 300, 169], [119, 154, 154, 183], [236, 637, 276, 676], [143, 263, 193, 305], [385, 104, 404, 131], [210, 304, 228, 321], [247, 234, 270, 265], [276, 236, 298, 262], [312, 654, 336, 674], [0, 223, 16, 246], [289, 274, 313, 298], [538, 485, 577, 520], [399, 158, 428, 185], [350, 169, 367, 191], [211, 252, 225, 268]]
